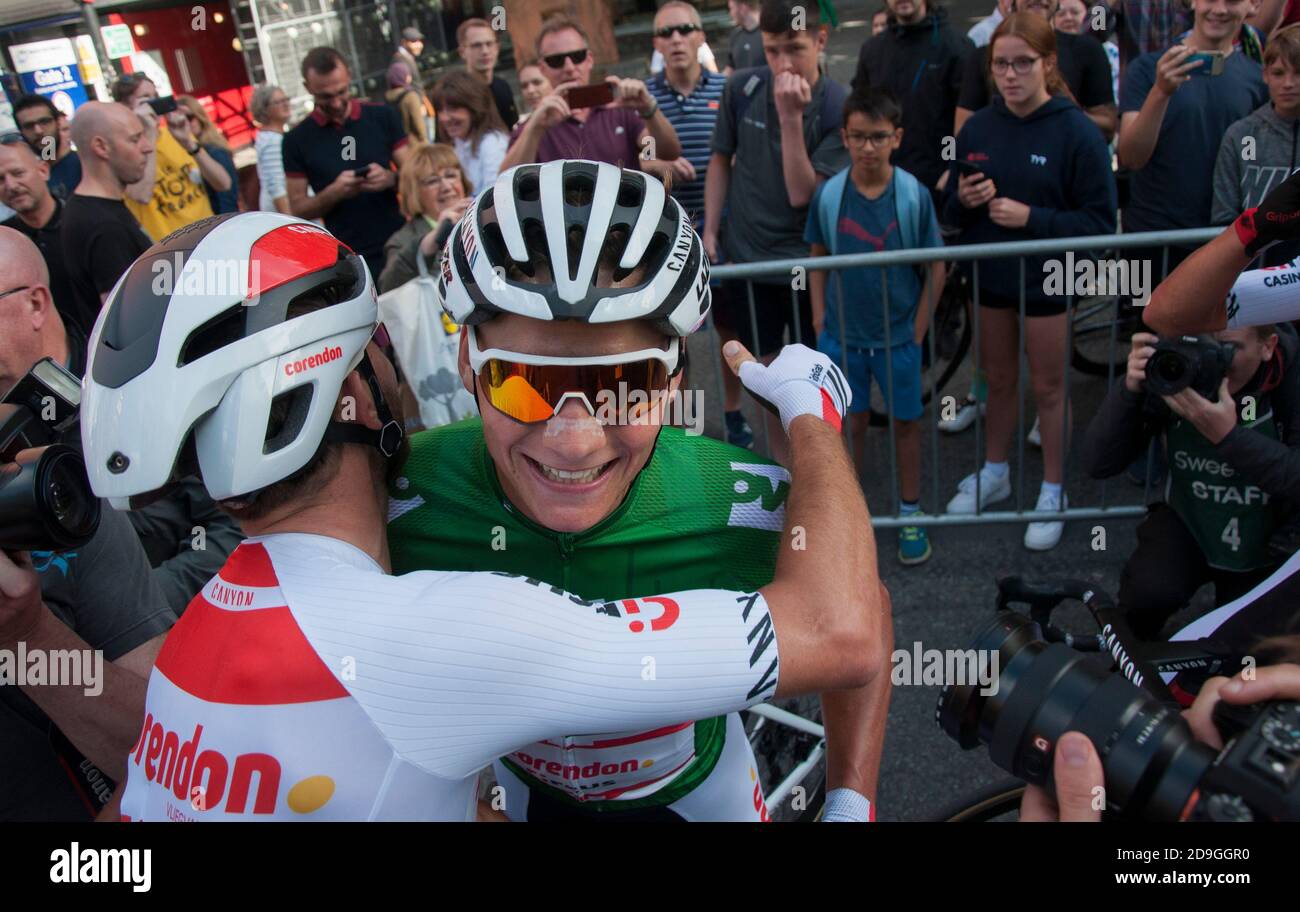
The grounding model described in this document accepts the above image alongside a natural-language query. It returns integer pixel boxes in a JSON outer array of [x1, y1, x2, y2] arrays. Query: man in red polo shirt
[[283, 46, 411, 278], [499, 17, 681, 171]]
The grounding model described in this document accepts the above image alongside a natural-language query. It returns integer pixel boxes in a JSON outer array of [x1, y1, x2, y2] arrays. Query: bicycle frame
[[746, 703, 826, 809]]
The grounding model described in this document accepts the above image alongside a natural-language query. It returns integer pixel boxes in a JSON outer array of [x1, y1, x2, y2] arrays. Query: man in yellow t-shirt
[[111, 74, 226, 239]]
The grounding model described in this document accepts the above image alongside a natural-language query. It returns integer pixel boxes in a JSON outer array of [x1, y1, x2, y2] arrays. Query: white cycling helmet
[[81, 212, 402, 509], [437, 160, 711, 335]]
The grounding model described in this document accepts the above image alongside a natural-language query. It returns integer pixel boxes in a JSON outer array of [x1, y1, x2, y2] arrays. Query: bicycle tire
[[1071, 298, 1141, 377], [928, 777, 1026, 822]]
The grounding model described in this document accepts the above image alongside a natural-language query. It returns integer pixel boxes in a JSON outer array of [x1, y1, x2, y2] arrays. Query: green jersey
[[387, 419, 788, 813]]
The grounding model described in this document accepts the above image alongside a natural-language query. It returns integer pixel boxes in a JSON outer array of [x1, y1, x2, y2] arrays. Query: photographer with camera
[[0, 232, 177, 820], [0, 229, 239, 616], [1020, 661, 1300, 821], [1082, 321, 1300, 640]]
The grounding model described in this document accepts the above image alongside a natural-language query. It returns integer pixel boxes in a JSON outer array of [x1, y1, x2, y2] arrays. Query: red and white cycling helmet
[[437, 160, 711, 336], [81, 212, 401, 509]]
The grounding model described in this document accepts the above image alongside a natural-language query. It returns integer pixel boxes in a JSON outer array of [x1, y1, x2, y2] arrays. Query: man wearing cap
[[393, 26, 437, 134], [394, 26, 427, 88]]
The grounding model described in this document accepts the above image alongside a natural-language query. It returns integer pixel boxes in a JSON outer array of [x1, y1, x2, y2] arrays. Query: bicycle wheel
[[928, 777, 1026, 822]]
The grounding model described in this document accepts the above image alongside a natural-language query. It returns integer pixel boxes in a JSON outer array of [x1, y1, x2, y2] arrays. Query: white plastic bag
[[376, 248, 477, 429]]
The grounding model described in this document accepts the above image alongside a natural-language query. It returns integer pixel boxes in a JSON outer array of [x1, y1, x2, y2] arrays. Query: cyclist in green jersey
[[387, 160, 892, 821]]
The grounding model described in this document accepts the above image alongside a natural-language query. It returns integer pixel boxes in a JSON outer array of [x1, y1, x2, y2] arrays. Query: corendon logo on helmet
[[130, 715, 335, 816], [284, 344, 344, 377]]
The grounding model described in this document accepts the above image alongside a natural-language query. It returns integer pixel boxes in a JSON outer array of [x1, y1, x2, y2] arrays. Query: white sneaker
[[939, 397, 985, 434], [1024, 489, 1067, 551], [946, 467, 1012, 514], [1027, 416, 1041, 448]]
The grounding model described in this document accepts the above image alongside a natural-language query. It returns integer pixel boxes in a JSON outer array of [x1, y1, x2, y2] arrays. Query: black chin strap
[[324, 351, 404, 458]]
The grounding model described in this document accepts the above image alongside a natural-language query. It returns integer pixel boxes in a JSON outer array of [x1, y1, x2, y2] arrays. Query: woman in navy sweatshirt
[[941, 11, 1117, 551]]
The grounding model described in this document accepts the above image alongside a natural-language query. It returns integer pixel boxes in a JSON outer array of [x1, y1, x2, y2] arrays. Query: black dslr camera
[[1144, 335, 1237, 401], [0, 358, 99, 552], [937, 582, 1300, 822]]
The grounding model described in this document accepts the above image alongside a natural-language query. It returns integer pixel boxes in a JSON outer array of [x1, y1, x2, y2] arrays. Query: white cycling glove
[[735, 344, 851, 434]]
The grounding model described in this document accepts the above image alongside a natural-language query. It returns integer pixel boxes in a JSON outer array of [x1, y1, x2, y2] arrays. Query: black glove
[[1234, 169, 1300, 257]]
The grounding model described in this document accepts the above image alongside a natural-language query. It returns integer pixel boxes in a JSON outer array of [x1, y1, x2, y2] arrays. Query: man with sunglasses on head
[[499, 17, 681, 172], [2, 186, 887, 820], [386, 161, 891, 822]]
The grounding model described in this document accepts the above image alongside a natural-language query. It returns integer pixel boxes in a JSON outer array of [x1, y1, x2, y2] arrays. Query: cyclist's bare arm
[[821, 590, 893, 801], [721, 342, 883, 697], [1149, 169, 1300, 334], [1145, 229, 1250, 335]]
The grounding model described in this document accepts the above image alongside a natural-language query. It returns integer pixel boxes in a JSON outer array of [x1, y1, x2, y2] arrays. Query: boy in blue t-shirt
[[805, 88, 944, 565]]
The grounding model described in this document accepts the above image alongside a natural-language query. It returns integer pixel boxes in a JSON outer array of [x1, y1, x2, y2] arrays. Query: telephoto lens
[[0, 444, 101, 552], [936, 612, 1219, 821]]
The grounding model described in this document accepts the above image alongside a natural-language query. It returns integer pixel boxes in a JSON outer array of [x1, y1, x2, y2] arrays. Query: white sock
[[1040, 481, 1063, 500], [983, 461, 1009, 479]]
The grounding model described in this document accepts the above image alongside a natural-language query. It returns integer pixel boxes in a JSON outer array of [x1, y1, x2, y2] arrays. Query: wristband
[[822, 788, 874, 823], [1233, 208, 1264, 256]]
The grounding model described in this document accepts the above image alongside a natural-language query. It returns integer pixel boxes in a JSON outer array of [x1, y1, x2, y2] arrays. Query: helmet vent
[[264, 385, 314, 455], [517, 174, 540, 202], [178, 304, 247, 367], [565, 175, 596, 208], [617, 179, 643, 209]]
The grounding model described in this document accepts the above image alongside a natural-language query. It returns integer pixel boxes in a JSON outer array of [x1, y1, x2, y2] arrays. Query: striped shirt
[[647, 70, 728, 227]]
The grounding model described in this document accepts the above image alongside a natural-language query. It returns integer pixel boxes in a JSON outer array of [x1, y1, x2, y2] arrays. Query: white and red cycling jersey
[[1225, 259, 1300, 329], [119, 533, 781, 821]]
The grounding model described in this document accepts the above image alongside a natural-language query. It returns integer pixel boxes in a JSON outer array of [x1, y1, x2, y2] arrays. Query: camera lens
[[937, 612, 1218, 820], [1146, 349, 1190, 395], [0, 445, 100, 552]]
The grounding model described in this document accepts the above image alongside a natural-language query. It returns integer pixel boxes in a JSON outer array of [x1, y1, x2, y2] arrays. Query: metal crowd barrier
[[706, 227, 1223, 528]]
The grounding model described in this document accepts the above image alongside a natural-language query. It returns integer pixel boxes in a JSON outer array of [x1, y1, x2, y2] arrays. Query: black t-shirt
[[3, 197, 76, 333], [490, 75, 519, 130], [728, 26, 764, 71], [59, 194, 153, 338], [958, 31, 1114, 112], [281, 101, 408, 263]]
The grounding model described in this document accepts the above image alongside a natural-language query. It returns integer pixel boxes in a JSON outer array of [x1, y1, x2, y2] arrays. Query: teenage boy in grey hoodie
[[1213, 24, 1300, 267]]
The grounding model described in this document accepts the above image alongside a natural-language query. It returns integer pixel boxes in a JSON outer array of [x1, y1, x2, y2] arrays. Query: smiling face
[[304, 63, 353, 123], [438, 104, 472, 140], [417, 162, 466, 215], [460, 314, 681, 534], [1193, 0, 1253, 43]]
